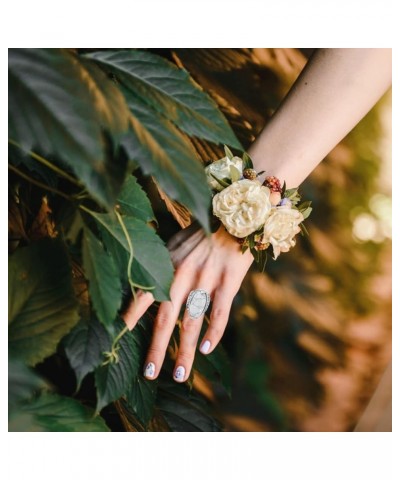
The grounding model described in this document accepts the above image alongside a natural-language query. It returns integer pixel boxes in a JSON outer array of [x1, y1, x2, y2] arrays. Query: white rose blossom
[[212, 179, 271, 238], [262, 206, 304, 259], [205, 156, 243, 191]]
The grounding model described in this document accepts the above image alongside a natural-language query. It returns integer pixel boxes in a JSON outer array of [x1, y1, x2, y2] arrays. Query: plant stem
[[115, 207, 137, 300], [101, 324, 130, 366], [78, 204, 94, 215], [8, 163, 73, 201], [114, 207, 155, 298], [112, 325, 129, 348], [8, 139, 83, 187]]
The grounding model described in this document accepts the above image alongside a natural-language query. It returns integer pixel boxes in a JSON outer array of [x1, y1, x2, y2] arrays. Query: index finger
[[123, 290, 154, 330]]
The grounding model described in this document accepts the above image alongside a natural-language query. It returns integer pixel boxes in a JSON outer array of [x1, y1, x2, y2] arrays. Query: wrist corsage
[[205, 146, 312, 271]]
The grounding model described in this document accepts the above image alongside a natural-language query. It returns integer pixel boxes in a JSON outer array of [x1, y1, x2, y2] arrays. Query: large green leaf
[[127, 376, 158, 427], [192, 319, 232, 396], [8, 359, 48, 408], [8, 142, 59, 188], [125, 316, 157, 427], [120, 90, 211, 231], [8, 238, 80, 365], [89, 212, 174, 301], [9, 393, 110, 432], [156, 378, 222, 432], [193, 345, 232, 397], [94, 320, 142, 411], [77, 57, 131, 138], [82, 227, 122, 330], [86, 49, 241, 149], [64, 316, 112, 390], [8, 48, 129, 207], [117, 175, 155, 222], [170, 318, 232, 396]]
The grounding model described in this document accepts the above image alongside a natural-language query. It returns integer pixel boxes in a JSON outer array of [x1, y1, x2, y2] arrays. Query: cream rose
[[213, 179, 271, 237], [263, 207, 304, 258], [205, 156, 243, 191]]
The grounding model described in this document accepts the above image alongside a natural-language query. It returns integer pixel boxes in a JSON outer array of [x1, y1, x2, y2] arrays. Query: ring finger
[[173, 286, 212, 382], [198, 275, 240, 356]]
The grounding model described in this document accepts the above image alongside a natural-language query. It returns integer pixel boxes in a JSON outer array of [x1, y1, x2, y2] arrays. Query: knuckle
[[146, 345, 163, 357], [208, 324, 224, 339], [211, 306, 228, 323], [177, 350, 194, 363], [177, 258, 193, 276], [155, 313, 172, 329], [221, 271, 241, 295], [201, 256, 214, 272], [181, 319, 200, 333]]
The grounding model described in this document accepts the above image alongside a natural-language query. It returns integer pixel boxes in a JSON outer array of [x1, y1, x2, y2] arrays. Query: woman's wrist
[[247, 49, 391, 189]]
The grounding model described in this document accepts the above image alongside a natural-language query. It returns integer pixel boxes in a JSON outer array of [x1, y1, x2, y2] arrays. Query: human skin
[[123, 48, 392, 383]]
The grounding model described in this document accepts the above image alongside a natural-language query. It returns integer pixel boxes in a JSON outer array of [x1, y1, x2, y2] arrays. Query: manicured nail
[[173, 366, 185, 382], [200, 340, 211, 354], [143, 362, 155, 379]]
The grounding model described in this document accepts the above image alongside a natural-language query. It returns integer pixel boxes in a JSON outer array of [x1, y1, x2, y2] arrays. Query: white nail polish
[[144, 362, 155, 379], [200, 340, 211, 354], [174, 366, 185, 382]]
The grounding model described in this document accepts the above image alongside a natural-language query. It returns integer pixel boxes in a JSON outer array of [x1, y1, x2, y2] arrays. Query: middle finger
[[142, 269, 193, 380]]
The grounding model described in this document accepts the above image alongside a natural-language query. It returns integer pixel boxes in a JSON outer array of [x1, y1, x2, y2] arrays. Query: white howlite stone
[[186, 289, 210, 319]]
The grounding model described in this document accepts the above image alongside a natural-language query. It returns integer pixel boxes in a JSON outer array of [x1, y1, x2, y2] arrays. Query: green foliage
[[8, 48, 240, 431], [242, 151, 254, 170], [284, 187, 301, 205], [86, 49, 241, 149], [82, 227, 122, 330], [127, 375, 158, 426], [224, 145, 234, 159], [63, 316, 112, 390], [88, 212, 174, 301], [94, 319, 143, 412], [120, 88, 212, 231], [8, 359, 109, 432], [8, 359, 49, 407], [9, 393, 110, 432], [210, 173, 231, 189], [192, 319, 232, 396], [8, 49, 130, 208], [156, 379, 222, 432], [117, 175, 155, 222], [297, 201, 313, 220], [8, 239, 80, 366]]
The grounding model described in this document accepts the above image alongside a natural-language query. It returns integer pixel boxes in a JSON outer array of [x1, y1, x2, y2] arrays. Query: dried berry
[[263, 175, 282, 193], [243, 168, 257, 180]]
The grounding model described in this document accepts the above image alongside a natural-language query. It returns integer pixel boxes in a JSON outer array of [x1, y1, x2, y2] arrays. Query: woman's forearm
[[249, 48, 392, 187]]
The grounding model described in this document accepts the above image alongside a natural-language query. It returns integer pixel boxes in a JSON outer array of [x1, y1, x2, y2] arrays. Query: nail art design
[[200, 340, 211, 354], [144, 362, 155, 379], [174, 366, 185, 382]]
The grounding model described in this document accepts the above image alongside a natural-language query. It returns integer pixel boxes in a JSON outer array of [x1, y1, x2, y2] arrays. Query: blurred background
[[154, 48, 392, 432]]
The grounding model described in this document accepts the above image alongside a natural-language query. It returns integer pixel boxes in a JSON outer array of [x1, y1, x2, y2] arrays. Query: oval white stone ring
[[186, 289, 211, 319]]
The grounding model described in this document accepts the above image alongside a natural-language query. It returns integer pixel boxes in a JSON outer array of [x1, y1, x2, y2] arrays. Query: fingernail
[[200, 340, 211, 354], [173, 366, 185, 382], [143, 362, 155, 379]]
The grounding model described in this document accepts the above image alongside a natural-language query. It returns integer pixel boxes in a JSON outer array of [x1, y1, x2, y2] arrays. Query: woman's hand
[[123, 225, 253, 382]]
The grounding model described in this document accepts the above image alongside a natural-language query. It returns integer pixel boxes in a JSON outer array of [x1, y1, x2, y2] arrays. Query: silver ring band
[[186, 289, 210, 319]]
